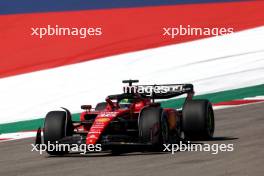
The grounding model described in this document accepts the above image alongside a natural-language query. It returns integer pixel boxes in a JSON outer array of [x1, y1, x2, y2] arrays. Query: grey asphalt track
[[0, 102, 263, 176]]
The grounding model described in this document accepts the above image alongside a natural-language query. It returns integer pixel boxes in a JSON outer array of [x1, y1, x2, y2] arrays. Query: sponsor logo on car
[[96, 117, 110, 123], [99, 112, 118, 117]]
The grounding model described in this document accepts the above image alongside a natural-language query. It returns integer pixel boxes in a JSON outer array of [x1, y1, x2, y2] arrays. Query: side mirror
[[81, 105, 92, 111]]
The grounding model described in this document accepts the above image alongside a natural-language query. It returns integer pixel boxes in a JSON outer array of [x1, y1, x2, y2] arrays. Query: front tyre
[[43, 111, 73, 155], [138, 106, 169, 150]]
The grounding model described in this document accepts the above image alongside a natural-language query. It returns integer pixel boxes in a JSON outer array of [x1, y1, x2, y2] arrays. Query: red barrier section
[[214, 99, 264, 106], [0, 1, 264, 78]]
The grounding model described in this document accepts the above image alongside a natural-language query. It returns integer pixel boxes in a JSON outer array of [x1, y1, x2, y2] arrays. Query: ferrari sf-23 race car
[[35, 80, 215, 155]]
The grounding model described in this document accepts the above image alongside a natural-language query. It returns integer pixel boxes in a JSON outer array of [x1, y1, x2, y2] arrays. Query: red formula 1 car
[[36, 80, 215, 155]]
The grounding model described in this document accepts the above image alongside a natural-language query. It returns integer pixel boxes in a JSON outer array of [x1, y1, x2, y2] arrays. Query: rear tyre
[[182, 99, 214, 140], [43, 111, 73, 155], [138, 106, 169, 150]]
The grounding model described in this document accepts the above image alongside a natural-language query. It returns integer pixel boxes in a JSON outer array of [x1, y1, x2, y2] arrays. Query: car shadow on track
[[47, 151, 167, 158], [186, 136, 238, 142], [202, 136, 238, 141], [46, 136, 238, 158]]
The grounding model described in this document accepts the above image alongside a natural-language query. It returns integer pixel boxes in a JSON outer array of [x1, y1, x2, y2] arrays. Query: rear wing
[[123, 83, 194, 99]]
